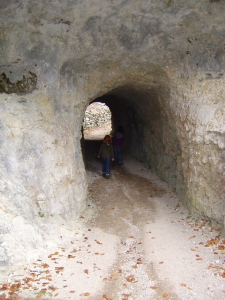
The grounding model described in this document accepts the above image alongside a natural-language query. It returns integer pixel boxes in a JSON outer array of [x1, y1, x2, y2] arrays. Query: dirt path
[[1, 150, 225, 299], [85, 156, 225, 300]]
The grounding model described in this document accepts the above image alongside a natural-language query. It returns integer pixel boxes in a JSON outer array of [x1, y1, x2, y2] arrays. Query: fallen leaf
[[137, 258, 142, 264], [218, 245, 225, 250], [103, 294, 112, 300], [84, 269, 89, 274], [70, 290, 76, 293], [9, 283, 21, 293], [55, 267, 64, 273], [181, 283, 186, 287], [163, 293, 169, 298], [150, 286, 157, 290], [205, 239, 219, 247], [221, 272, 225, 278], [126, 275, 135, 282], [0, 283, 10, 291], [84, 292, 90, 296], [49, 285, 57, 291], [211, 227, 219, 232], [95, 240, 102, 245]]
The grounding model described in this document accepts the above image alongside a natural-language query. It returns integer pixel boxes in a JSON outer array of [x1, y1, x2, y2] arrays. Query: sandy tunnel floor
[[1, 156, 225, 300]]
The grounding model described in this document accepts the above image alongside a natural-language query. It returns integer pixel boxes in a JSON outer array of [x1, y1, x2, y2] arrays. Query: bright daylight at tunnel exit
[[0, 0, 225, 299]]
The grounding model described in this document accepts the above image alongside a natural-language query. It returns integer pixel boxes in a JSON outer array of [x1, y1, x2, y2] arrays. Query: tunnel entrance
[[82, 83, 185, 201], [81, 101, 113, 164]]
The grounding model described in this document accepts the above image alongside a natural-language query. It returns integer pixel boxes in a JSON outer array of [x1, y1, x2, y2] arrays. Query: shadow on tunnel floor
[[82, 139, 102, 163], [82, 139, 104, 176]]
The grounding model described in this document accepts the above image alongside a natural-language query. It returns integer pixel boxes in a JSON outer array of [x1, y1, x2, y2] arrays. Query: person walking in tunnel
[[112, 126, 125, 165], [97, 135, 114, 179]]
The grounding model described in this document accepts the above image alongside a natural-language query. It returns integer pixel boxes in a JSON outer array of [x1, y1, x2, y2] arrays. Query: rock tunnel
[[0, 0, 225, 269], [89, 83, 183, 194]]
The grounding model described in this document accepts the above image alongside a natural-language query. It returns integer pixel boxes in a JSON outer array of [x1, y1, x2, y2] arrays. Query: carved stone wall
[[0, 0, 225, 269]]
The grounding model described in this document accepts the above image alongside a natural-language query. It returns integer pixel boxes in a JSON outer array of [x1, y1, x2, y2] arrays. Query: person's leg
[[105, 157, 111, 178], [118, 146, 123, 165], [114, 146, 119, 163], [102, 157, 106, 176]]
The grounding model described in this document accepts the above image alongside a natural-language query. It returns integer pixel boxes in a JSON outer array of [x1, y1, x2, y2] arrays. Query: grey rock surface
[[0, 0, 225, 269]]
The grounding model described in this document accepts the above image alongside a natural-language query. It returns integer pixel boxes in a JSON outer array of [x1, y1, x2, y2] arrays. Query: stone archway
[[82, 81, 185, 203], [64, 57, 224, 229]]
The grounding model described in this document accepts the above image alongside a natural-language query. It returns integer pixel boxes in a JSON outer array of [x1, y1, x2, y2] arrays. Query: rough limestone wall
[[170, 77, 225, 226], [0, 90, 87, 268], [103, 84, 185, 199], [0, 0, 225, 269], [128, 78, 225, 228], [134, 88, 183, 192]]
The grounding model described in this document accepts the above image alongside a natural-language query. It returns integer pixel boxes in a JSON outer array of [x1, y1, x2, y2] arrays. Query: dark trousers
[[102, 157, 111, 175], [114, 146, 122, 164]]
